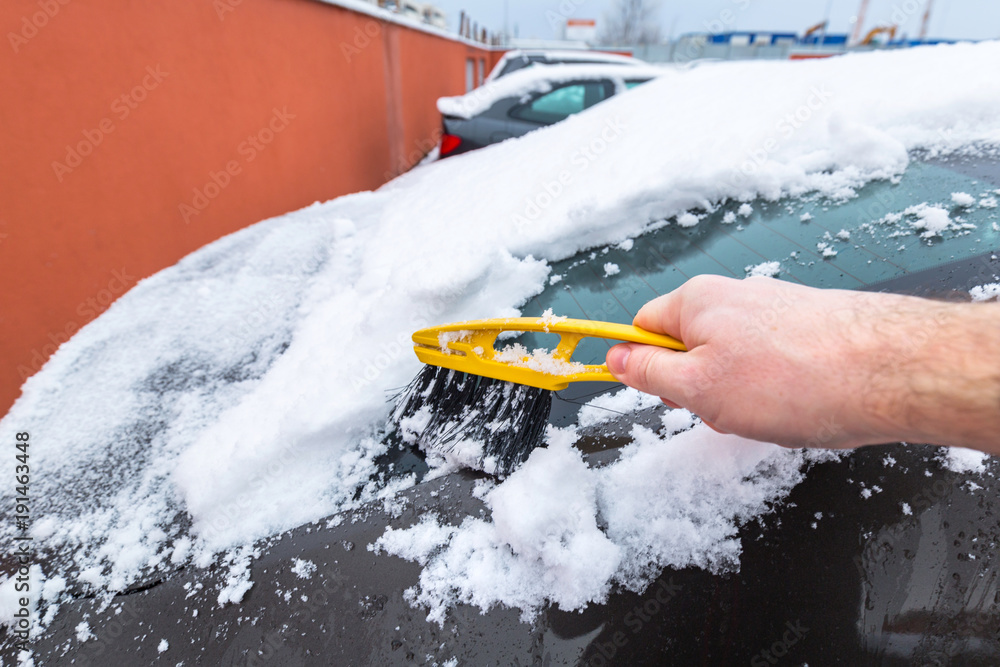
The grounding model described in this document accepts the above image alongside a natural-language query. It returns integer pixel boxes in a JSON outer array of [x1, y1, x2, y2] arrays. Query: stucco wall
[[0, 0, 501, 415]]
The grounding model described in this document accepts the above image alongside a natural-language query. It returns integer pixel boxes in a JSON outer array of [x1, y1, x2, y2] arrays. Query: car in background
[[437, 63, 665, 157], [484, 48, 641, 83]]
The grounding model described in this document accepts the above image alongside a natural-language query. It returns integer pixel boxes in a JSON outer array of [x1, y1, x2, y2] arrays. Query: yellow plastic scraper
[[410, 317, 687, 391]]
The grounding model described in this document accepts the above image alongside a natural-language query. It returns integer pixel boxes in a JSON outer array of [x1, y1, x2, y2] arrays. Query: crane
[[919, 0, 934, 41], [851, 0, 871, 45]]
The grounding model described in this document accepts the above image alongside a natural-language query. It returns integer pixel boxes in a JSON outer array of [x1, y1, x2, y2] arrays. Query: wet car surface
[[8, 153, 1000, 665]]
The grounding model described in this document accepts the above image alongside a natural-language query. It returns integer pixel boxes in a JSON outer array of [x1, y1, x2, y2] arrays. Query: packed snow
[[4, 42, 1000, 630]]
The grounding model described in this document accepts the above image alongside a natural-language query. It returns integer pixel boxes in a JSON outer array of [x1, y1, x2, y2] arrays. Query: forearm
[[862, 299, 1000, 453]]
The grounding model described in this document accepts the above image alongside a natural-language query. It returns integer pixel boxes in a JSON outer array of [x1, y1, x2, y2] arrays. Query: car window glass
[[625, 79, 650, 89], [497, 57, 530, 78], [511, 81, 612, 124]]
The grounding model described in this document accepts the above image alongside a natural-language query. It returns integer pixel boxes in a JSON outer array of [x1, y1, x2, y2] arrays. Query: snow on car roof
[[3, 41, 1000, 637], [502, 48, 640, 64], [438, 62, 670, 119]]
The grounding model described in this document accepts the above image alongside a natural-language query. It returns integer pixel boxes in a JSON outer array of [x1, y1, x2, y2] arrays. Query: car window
[[510, 81, 614, 124], [497, 56, 530, 78], [625, 79, 650, 89]]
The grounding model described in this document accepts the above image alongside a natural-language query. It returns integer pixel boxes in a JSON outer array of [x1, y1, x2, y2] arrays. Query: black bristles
[[392, 365, 552, 477]]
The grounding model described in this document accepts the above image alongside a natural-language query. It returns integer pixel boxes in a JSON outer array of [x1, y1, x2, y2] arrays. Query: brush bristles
[[392, 365, 551, 476]]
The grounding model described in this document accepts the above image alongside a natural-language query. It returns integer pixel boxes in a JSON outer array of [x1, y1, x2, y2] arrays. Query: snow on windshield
[[3, 42, 1000, 630]]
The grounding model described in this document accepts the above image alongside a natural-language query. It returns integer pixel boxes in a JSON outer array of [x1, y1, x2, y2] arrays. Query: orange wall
[[0, 0, 501, 416]]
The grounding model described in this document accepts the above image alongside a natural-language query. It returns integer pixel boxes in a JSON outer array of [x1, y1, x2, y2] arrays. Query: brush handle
[[411, 317, 686, 391]]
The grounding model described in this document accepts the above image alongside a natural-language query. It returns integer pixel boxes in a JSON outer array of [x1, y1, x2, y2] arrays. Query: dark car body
[[14, 153, 1000, 666]]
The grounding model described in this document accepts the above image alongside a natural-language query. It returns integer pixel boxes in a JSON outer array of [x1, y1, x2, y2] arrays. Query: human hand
[[606, 275, 1000, 452]]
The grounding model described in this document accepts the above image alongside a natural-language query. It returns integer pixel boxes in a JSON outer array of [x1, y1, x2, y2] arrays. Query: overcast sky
[[431, 0, 999, 42]]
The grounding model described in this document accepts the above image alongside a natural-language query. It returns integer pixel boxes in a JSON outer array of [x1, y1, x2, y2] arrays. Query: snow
[[745, 261, 781, 278], [157, 638, 169, 653], [576, 387, 663, 428], [816, 242, 838, 258], [970, 283, 1000, 301], [486, 50, 641, 84], [6, 42, 1000, 624], [722, 211, 737, 224], [376, 423, 833, 624], [799, 212, 813, 222], [603, 262, 620, 276], [493, 343, 586, 376], [942, 447, 990, 474], [438, 63, 667, 119], [75, 621, 93, 643], [905, 203, 956, 237], [676, 211, 701, 227], [951, 191, 975, 207], [537, 308, 567, 329], [290, 558, 317, 580]]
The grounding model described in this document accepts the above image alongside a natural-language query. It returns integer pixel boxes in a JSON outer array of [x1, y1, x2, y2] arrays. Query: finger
[[634, 291, 684, 339], [607, 343, 696, 408], [660, 397, 682, 409]]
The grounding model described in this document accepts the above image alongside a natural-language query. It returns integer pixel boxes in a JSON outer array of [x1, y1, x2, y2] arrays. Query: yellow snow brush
[[393, 316, 686, 476], [411, 317, 686, 390]]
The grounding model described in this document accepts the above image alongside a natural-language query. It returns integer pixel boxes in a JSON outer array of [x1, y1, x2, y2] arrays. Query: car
[[13, 152, 1000, 665], [4, 43, 1000, 666], [484, 49, 642, 84], [437, 62, 665, 157]]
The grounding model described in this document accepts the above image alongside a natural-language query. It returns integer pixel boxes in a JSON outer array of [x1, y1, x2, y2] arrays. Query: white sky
[[432, 0, 1000, 42]]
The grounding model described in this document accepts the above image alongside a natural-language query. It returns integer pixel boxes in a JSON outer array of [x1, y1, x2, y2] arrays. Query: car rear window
[[510, 80, 615, 124]]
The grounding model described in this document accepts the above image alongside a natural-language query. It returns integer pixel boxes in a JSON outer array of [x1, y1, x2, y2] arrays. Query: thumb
[[606, 343, 694, 406]]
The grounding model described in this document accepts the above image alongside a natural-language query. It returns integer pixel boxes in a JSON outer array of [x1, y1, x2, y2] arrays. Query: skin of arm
[[606, 275, 1000, 455]]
